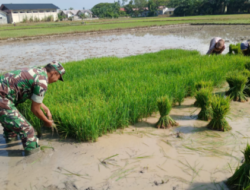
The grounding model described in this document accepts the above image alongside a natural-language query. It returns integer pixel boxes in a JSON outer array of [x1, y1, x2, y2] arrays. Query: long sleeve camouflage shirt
[[0, 67, 48, 110]]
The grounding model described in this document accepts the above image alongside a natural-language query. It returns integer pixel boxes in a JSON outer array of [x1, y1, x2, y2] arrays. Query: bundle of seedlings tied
[[243, 64, 250, 96], [194, 81, 213, 107], [207, 95, 231, 131], [226, 71, 248, 102], [227, 144, 250, 190], [229, 43, 243, 55], [155, 95, 178, 129], [195, 88, 213, 121]]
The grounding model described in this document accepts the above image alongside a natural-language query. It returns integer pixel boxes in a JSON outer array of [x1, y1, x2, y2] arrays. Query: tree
[[134, 0, 148, 11], [79, 13, 86, 20], [148, 0, 157, 16], [124, 0, 134, 15], [69, 7, 74, 10], [91, 2, 120, 18]]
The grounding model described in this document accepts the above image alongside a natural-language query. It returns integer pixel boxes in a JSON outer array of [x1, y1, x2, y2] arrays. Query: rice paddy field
[[18, 49, 248, 142], [1, 14, 250, 39]]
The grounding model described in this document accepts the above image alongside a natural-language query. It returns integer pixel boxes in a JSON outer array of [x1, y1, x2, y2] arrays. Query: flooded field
[[1, 25, 250, 71], [1, 25, 250, 190]]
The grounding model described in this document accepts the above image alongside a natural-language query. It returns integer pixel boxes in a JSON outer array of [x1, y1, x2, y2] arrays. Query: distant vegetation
[[169, 0, 250, 16], [91, 0, 250, 18]]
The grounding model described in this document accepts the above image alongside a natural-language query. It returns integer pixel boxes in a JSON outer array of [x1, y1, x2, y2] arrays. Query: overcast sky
[[3, 0, 116, 10]]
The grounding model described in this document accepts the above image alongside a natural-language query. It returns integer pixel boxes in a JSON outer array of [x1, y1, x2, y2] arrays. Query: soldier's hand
[[46, 109, 52, 120], [44, 119, 54, 128]]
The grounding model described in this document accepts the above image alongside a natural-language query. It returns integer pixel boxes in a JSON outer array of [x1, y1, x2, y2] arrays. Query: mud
[[1, 84, 250, 189], [1, 25, 250, 72]]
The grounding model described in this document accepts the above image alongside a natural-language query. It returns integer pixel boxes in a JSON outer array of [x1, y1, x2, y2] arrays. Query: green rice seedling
[[155, 95, 178, 129], [195, 88, 213, 121], [229, 43, 243, 55], [226, 72, 248, 102], [195, 81, 213, 92], [245, 62, 250, 71], [242, 69, 250, 96], [194, 81, 213, 107], [207, 95, 231, 132], [227, 144, 250, 190], [16, 49, 248, 141], [173, 88, 186, 106]]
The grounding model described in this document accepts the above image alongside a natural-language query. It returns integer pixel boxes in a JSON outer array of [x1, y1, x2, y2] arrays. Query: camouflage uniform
[[0, 61, 65, 151]]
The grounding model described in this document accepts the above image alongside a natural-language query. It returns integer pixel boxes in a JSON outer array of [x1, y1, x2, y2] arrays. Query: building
[[0, 4, 59, 23], [77, 10, 92, 18], [0, 10, 7, 24], [60, 9, 93, 20], [164, 8, 175, 16], [157, 7, 175, 16]]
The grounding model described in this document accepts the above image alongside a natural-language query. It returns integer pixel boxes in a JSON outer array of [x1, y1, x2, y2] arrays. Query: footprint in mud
[[46, 181, 78, 190]]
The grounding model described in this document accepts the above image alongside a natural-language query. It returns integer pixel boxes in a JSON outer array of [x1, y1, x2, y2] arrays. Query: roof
[[79, 10, 92, 14], [1, 4, 59, 10], [120, 8, 125, 11], [158, 6, 166, 10]]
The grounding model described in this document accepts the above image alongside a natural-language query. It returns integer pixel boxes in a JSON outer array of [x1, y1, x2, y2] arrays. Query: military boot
[[24, 141, 40, 156]]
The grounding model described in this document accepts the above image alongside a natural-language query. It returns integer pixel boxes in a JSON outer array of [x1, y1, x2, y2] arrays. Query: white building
[[157, 6, 175, 16], [60, 9, 93, 20], [0, 4, 59, 23], [0, 10, 7, 24]]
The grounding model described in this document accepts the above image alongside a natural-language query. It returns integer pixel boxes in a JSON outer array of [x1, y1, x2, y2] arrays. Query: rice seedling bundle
[[207, 95, 231, 131], [194, 80, 213, 107], [17, 49, 247, 141], [155, 95, 178, 128], [227, 144, 250, 190], [195, 81, 213, 92], [226, 71, 248, 102], [229, 43, 243, 55], [195, 88, 213, 121]]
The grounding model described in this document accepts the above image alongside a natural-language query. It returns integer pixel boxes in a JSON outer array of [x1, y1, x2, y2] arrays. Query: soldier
[[206, 37, 225, 55], [240, 41, 250, 56], [0, 61, 65, 155]]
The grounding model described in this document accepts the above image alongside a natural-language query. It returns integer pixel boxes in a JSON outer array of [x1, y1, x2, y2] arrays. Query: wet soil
[[1, 25, 250, 72], [1, 84, 250, 190]]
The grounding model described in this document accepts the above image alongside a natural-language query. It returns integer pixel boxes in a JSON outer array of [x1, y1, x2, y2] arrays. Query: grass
[[2, 14, 250, 39], [17, 49, 248, 141]]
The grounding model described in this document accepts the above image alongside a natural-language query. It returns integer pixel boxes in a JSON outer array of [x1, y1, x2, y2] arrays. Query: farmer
[[206, 37, 225, 55], [240, 40, 250, 56], [0, 61, 65, 155]]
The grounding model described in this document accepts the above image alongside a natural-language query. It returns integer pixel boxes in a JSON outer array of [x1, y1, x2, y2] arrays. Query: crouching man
[[0, 61, 65, 155]]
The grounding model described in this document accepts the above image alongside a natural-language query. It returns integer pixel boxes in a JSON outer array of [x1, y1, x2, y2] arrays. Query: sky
[[3, 0, 116, 10]]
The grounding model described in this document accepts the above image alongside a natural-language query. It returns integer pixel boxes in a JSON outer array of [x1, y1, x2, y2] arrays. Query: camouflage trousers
[[0, 97, 39, 150]]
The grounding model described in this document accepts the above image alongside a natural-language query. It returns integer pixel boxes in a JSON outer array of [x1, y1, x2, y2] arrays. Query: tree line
[[91, 0, 250, 18], [169, 0, 250, 16], [91, 0, 170, 18]]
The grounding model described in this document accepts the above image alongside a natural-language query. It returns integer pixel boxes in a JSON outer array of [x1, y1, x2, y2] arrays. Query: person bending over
[[240, 41, 250, 56], [206, 37, 225, 55], [0, 61, 65, 155]]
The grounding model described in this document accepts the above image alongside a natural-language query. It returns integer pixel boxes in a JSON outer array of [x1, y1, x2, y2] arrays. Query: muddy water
[[1, 25, 250, 71], [1, 91, 250, 190]]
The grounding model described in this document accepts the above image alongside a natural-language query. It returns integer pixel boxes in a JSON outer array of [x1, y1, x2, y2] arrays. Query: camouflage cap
[[50, 61, 65, 81]]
